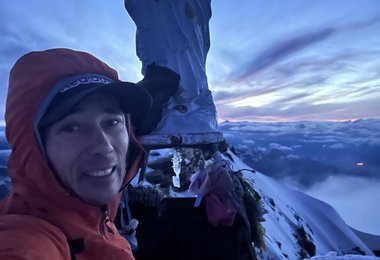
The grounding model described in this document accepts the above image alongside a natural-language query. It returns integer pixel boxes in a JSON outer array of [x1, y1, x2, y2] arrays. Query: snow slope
[[351, 228, 380, 254], [138, 147, 376, 259], [222, 151, 374, 259], [306, 251, 378, 259]]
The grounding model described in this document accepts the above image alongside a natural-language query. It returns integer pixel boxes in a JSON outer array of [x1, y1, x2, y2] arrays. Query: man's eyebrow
[[66, 107, 84, 115], [103, 107, 124, 115]]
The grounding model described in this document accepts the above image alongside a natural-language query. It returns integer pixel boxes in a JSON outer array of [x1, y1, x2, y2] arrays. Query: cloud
[[286, 154, 299, 160], [208, 13, 380, 122], [346, 14, 380, 30], [0, 132, 9, 150], [256, 152, 340, 187], [212, 51, 380, 122], [303, 176, 380, 235], [216, 95, 380, 122], [232, 27, 335, 81], [226, 15, 380, 83], [329, 143, 345, 149], [217, 102, 336, 122], [220, 120, 380, 188], [268, 143, 293, 152], [243, 139, 255, 146]]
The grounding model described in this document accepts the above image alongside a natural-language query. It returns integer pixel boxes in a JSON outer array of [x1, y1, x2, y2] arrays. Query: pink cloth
[[190, 160, 236, 227]]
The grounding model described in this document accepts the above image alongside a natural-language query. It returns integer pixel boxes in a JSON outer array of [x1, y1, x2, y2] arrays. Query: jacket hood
[[1, 48, 146, 227]]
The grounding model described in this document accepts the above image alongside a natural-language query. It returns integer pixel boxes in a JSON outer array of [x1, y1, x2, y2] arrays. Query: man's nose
[[87, 128, 114, 155]]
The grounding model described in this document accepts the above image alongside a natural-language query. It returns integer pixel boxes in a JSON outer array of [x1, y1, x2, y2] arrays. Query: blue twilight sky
[[0, 0, 380, 123]]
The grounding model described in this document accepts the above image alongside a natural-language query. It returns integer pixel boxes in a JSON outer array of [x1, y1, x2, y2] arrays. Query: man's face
[[44, 92, 129, 206]]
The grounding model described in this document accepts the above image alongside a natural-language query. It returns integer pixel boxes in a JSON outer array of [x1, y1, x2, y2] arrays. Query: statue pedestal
[[125, 0, 217, 136], [138, 132, 224, 150]]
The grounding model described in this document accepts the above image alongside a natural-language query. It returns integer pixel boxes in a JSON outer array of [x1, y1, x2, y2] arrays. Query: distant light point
[[356, 162, 364, 167]]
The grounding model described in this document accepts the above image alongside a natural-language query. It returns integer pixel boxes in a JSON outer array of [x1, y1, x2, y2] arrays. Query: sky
[[1, 0, 380, 123]]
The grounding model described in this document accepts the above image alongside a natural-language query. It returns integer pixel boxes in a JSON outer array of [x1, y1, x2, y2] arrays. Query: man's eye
[[107, 118, 124, 127], [111, 119, 120, 125]]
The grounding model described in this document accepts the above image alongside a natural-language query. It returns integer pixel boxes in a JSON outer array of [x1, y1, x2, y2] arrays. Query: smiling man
[[43, 92, 130, 207], [0, 48, 178, 259]]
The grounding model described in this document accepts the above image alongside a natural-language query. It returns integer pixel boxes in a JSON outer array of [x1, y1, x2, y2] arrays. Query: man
[[0, 48, 178, 259]]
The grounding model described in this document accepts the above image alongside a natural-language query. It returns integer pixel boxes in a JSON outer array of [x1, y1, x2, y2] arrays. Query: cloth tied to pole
[[189, 159, 236, 227]]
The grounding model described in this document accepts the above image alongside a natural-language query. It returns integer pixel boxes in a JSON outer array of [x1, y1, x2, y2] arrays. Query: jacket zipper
[[100, 205, 108, 236], [100, 205, 114, 236]]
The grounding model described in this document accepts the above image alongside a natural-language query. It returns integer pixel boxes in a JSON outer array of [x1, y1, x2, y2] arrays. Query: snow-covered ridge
[[137, 146, 377, 259], [224, 151, 374, 259]]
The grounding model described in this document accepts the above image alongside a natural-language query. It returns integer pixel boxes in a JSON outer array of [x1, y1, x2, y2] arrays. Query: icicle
[[171, 148, 182, 188]]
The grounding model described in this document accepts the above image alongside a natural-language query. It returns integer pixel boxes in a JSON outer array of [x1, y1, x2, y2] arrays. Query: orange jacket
[[0, 49, 146, 260]]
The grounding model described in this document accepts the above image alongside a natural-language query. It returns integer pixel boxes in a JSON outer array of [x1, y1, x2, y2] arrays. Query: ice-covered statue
[[125, 0, 218, 137]]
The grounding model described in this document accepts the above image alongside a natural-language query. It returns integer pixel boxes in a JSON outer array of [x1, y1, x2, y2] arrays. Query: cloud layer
[[305, 176, 380, 235], [220, 119, 380, 234]]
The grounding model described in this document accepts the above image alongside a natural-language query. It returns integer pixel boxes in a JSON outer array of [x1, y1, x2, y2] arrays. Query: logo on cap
[[60, 76, 112, 93]]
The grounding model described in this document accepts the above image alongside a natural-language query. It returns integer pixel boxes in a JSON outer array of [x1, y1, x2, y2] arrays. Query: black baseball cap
[[39, 73, 153, 127]]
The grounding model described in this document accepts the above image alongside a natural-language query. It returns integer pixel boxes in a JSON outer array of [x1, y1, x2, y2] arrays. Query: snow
[[138, 147, 377, 258], [306, 251, 378, 259], [352, 228, 380, 252], [222, 151, 375, 258]]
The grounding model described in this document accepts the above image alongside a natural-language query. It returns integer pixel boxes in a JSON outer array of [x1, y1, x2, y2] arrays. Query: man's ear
[[120, 122, 147, 191]]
